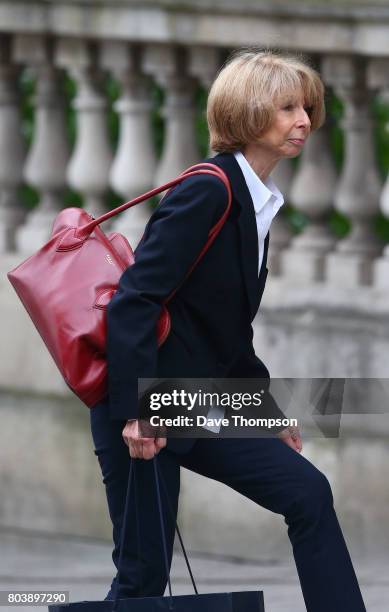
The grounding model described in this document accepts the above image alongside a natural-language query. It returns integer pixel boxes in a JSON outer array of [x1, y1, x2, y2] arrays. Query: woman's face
[[258, 90, 312, 159]]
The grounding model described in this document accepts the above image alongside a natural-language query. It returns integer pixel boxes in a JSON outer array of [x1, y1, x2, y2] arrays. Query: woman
[[90, 49, 366, 611]]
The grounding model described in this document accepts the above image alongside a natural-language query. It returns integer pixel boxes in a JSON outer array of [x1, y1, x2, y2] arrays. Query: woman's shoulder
[[161, 160, 229, 208]]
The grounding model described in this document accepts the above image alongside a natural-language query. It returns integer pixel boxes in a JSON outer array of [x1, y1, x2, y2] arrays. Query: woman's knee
[[308, 468, 333, 509], [288, 467, 334, 526]]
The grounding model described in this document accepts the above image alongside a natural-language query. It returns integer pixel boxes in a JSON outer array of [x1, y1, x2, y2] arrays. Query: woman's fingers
[[129, 438, 167, 459], [142, 441, 158, 461], [155, 436, 167, 451], [129, 437, 153, 459], [122, 419, 167, 460], [277, 426, 303, 453], [289, 425, 303, 452]]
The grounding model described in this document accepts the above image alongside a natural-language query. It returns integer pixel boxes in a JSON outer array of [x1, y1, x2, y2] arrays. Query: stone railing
[[1, 0, 389, 559], [0, 0, 388, 285]]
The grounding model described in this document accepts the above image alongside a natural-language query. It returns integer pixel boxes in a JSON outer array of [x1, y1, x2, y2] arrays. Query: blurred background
[[0, 0, 389, 609]]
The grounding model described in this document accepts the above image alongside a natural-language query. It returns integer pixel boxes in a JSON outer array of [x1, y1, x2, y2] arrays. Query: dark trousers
[[90, 401, 366, 612]]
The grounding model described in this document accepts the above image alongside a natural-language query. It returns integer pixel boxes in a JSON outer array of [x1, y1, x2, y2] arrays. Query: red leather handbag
[[7, 163, 232, 408]]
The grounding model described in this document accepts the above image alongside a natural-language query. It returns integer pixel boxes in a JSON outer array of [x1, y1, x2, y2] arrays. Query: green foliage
[[19, 69, 35, 147], [375, 213, 389, 242], [374, 96, 389, 178], [151, 82, 165, 159], [63, 73, 77, 149], [196, 86, 210, 157], [19, 184, 39, 211], [328, 93, 344, 171]]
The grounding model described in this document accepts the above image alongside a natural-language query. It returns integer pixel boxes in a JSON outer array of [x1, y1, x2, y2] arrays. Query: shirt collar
[[233, 150, 284, 214]]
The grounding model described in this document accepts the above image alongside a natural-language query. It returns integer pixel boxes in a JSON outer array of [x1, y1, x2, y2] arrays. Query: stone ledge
[[40, 0, 389, 20], [261, 277, 389, 321], [0, 1, 389, 55]]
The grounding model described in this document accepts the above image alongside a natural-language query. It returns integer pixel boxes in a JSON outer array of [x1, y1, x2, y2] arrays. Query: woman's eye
[[283, 104, 294, 111], [304, 106, 313, 115]]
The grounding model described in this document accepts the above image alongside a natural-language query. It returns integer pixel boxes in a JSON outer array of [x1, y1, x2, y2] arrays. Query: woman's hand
[[277, 425, 302, 453], [122, 419, 167, 460]]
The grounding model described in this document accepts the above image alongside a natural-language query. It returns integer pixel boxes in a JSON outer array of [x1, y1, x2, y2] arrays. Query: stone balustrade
[[0, 2, 388, 288], [0, 10, 388, 346]]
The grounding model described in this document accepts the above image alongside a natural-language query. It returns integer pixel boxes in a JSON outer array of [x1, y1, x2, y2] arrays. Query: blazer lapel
[[210, 152, 261, 320]]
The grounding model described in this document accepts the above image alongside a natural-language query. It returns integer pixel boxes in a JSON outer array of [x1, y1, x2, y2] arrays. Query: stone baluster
[[0, 35, 26, 252], [13, 36, 70, 254], [101, 42, 156, 245], [322, 56, 382, 287], [56, 39, 113, 220], [370, 58, 389, 288], [188, 46, 222, 156], [143, 44, 200, 187], [282, 119, 337, 282], [267, 159, 294, 275]]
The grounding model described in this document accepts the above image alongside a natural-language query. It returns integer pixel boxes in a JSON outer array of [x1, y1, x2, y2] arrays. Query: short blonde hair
[[207, 49, 325, 153]]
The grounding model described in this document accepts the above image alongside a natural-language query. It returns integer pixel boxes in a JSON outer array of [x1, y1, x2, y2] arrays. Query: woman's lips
[[289, 138, 305, 145]]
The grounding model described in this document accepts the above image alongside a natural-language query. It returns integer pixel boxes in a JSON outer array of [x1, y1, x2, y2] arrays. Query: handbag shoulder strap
[[75, 162, 232, 305], [163, 162, 232, 305], [76, 162, 232, 242]]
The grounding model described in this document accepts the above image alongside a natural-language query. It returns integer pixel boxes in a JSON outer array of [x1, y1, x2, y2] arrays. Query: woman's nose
[[297, 107, 311, 129]]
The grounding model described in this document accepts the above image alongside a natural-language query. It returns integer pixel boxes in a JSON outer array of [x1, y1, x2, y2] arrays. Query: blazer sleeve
[[106, 173, 228, 421]]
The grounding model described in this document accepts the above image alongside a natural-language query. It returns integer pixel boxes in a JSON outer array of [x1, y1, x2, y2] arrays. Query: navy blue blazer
[[106, 152, 285, 435]]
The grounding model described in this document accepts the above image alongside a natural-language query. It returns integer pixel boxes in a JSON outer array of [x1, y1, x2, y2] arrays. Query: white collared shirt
[[233, 151, 284, 275]]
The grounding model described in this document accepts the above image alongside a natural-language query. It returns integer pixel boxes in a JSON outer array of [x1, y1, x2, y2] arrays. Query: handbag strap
[[75, 164, 232, 308], [76, 163, 231, 240], [112, 456, 196, 612], [162, 163, 232, 305]]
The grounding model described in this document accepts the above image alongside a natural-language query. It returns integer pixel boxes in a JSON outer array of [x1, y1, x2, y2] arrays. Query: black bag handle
[[111, 456, 197, 611]]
